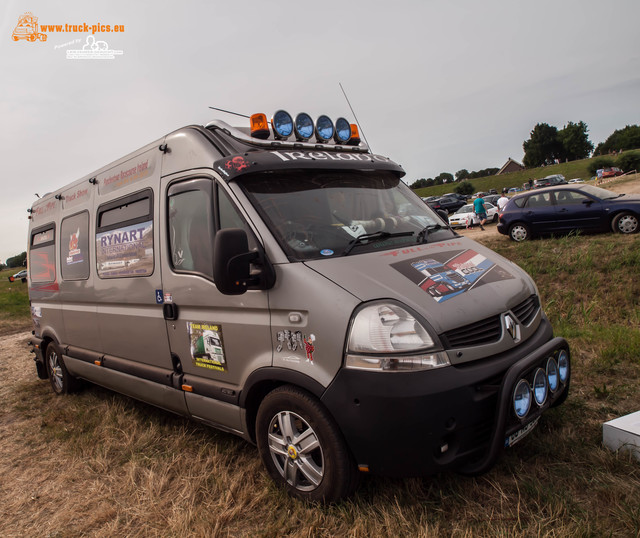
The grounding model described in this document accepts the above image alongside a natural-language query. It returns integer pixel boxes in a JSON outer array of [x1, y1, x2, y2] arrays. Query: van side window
[[60, 212, 90, 280], [30, 225, 56, 283], [96, 190, 154, 278], [168, 179, 214, 278], [218, 187, 257, 250]]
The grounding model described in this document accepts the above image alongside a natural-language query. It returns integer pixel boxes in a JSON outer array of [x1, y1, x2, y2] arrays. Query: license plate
[[505, 417, 539, 448]]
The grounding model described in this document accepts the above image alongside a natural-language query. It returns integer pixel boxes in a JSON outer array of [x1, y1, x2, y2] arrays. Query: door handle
[[163, 303, 179, 321]]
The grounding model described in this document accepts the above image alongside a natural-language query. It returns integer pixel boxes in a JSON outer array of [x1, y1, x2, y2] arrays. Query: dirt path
[[457, 173, 640, 240]]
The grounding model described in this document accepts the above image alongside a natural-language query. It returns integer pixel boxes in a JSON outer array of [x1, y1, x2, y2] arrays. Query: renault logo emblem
[[504, 314, 520, 342]]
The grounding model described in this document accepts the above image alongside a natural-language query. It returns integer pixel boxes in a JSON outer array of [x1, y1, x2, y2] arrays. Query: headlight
[[345, 302, 449, 372]]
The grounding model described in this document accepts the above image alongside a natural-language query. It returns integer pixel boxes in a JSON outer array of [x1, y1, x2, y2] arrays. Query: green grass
[[0, 267, 30, 334], [413, 150, 638, 198]]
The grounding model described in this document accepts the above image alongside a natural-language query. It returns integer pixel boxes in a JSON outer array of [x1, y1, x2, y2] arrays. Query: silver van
[[27, 110, 570, 502]]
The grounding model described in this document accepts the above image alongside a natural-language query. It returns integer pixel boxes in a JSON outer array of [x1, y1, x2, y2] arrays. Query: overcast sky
[[1, 0, 639, 262]]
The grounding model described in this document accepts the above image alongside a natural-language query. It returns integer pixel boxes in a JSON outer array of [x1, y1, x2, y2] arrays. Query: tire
[[492, 213, 499, 223], [612, 212, 639, 234], [45, 342, 81, 394], [256, 385, 358, 502], [509, 223, 530, 242]]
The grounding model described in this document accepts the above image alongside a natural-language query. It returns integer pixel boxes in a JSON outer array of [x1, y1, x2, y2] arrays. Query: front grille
[[511, 295, 539, 326], [440, 295, 540, 349], [441, 315, 502, 348]]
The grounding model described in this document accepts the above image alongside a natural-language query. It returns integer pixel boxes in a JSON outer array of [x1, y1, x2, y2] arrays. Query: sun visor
[[214, 150, 405, 182]]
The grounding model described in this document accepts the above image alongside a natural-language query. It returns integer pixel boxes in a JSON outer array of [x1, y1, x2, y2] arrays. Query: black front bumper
[[320, 317, 570, 477]]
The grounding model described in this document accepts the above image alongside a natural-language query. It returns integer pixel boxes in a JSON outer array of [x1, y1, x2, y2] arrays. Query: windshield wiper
[[416, 223, 449, 244], [342, 230, 414, 256]]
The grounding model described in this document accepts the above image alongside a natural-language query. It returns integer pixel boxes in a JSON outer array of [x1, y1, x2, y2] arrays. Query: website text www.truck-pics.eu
[[40, 23, 125, 34]]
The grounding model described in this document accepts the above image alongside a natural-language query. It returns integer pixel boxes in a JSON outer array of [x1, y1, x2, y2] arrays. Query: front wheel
[[509, 223, 530, 242], [612, 212, 639, 234], [45, 342, 81, 394], [256, 385, 358, 502]]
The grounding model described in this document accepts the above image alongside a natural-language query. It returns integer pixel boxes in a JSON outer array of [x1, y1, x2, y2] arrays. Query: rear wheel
[[45, 342, 81, 394], [492, 213, 499, 223], [509, 223, 530, 242], [256, 385, 358, 502], [612, 212, 639, 234]]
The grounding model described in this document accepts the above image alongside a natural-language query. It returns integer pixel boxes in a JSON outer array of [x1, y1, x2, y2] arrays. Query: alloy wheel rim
[[267, 410, 324, 491]]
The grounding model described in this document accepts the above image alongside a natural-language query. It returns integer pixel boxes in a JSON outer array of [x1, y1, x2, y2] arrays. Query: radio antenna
[[208, 106, 250, 119], [339, 83, 372, 152]]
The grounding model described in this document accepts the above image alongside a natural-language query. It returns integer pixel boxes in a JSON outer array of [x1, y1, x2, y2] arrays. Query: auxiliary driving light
[[546, 358, 559, 392], [533, 368, 548, 406], [294, 112, 314, 141], [513, 379, 532, 418], [271, 110, 293, 140], [334, 117, 351, 144], [557, 350, 569, 383], [315, 115, 335, 143]]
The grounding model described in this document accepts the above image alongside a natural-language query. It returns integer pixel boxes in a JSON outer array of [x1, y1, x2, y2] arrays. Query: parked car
[[497, 184, 640, 241], [601, 167, 623, 178], [483, 194, 501, 207], [449, 202, 499, 228], [428, 195, 467, 214], [8, 269, 27, 282], [568, 178, 584, 184], [508, 187, 522, 194], [533, 174, 567, 189], [442, 193, 468, 203]]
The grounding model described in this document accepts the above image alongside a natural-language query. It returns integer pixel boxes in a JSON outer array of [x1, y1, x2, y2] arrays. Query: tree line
[[409, 123, 640, 189]]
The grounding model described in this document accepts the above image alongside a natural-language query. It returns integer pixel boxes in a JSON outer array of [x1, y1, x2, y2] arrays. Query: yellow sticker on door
[[188, 322, 226, 372]]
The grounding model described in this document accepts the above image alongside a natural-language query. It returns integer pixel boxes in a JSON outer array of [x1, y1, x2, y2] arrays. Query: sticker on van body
[[96, 220, 153, 278], [391, 249, 514, 303], [188, 322, 226, 372], [275, 330, 315, 363]]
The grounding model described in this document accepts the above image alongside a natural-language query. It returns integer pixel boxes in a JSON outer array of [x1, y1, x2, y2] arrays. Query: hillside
[[412, 150, 638, 198]]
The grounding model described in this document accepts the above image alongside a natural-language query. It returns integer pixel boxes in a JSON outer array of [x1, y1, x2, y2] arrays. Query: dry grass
[[2, 234, 640, 535]]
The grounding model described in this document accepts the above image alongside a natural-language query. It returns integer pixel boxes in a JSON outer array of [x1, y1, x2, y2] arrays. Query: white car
[[568, 178, 584, 184], [448, 202, 499, 228]]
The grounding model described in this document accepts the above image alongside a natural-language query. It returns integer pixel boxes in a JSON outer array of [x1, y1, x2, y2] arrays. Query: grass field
[[412, 150, 639, 199], [0, 267, 30, 335], [1, 234, 640, 535]]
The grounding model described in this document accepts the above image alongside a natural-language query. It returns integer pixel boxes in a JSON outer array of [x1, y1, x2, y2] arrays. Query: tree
[[558, 121, 593, 161], [454, 181, 474, 196], [594, 125, 640, 155], [616, 151, 640, 173], [455, 169, 469, 181], [435, 172, 453, 184], [410, 178, 428, 189], [523, 123, 563, 167], [5, 252, 27, 268], [587, 157, 615, 176]]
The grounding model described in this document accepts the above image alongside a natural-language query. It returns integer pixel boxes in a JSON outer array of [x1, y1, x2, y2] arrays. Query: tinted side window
[[30, 225, 56, 283], [554, 191, 590, 205], [525, 192, 553, 208], [61, 211, 90, 280], [96, 190, 154, 278]]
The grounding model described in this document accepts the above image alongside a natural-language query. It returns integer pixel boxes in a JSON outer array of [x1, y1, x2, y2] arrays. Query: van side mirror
[[213, 228, 274, 295]]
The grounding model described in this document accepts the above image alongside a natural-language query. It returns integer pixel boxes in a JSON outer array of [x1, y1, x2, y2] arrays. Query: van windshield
[[238, 169, 455, 261]]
